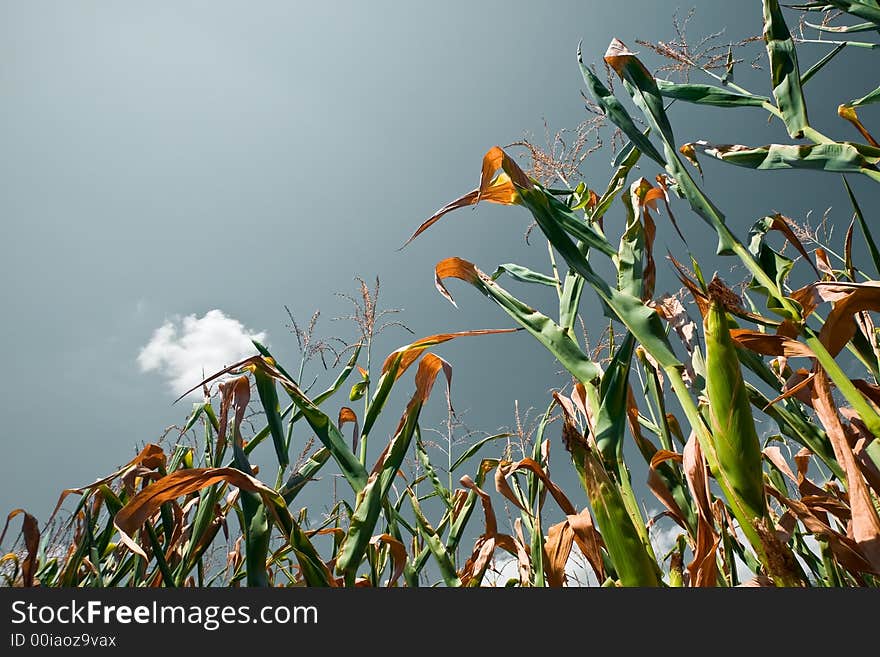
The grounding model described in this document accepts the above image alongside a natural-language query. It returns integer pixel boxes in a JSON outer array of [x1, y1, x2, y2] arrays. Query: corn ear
[[704, 297, 766, 522]]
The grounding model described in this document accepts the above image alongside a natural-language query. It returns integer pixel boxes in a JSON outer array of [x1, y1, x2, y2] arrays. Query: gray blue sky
[[2, 1, 877, 530]]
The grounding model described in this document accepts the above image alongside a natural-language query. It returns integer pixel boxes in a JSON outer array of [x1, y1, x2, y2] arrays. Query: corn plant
[[0, 293, 528, 588], [4, 1, 880, 587], [403, 1, 880, 586]]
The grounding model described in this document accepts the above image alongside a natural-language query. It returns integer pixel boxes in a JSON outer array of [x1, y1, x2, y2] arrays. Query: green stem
[[145, 522, 176, 588], [360, 336, 372, 466], [616, 458, 658, 563]]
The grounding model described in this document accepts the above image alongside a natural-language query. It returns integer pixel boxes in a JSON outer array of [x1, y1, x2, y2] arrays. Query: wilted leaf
[[763, 446, 798, 485], [543, 520, 575, 587], [566, 508, 606, 583], [402, 164, 522, 248], [369, 534, 407, 587], [766, 485, 877, 574], [217, 375, 251, 454], [0, 510, 39, 587], [730, 329, 815, 358], [839, 104, 880, 147], [683, 434, 720, 587], [381, 325, 518, 380], [497, 458, 576, 516], [511, 518, 533, 587], [811, 369, 880, 571], [338, 407, 359, 452], [818, 282, 880, 356], [463, 479, 498, 524], [114, 466, 331, 584], [44, 443, 169, 528], [459, 475, 524, 586]]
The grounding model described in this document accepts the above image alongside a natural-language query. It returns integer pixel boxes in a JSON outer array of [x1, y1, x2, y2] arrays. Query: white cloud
[[138, 310, 267, 397]]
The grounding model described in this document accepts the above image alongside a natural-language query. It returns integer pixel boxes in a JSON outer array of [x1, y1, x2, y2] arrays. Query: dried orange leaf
[[114, 467, 285, 560], [730, 329, 815, 358], [543, 520, 575, 587], [402, 146, 529, 248], [369, 534, 407, 587], [381, 323, 516, 379], [566, 508, 606, 583], [818, 283, 880, 356], [763, 446, 798, 485], [811, 369, 880, 571], [0, 510, 39, 587]]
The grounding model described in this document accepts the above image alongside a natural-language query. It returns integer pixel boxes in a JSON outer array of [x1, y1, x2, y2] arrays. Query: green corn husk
[[563, 418, 663, 587], [704, 297, 767, 522]]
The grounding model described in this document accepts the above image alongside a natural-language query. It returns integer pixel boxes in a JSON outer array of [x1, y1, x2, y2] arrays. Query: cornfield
[[3, 0, 880, 587]]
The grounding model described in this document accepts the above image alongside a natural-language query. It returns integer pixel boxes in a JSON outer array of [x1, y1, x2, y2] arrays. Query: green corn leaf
[[591, 138, 643, 223], [515, 187, 683, 369], [349, 380, 368, 401], [747, 216, 796, 300], [252, 340, 299, 389], [253, 369, 288, 469], [281, 447, 330, 503], [230, 429, 272, 587], [656, 79, 769, 107], [539, 192, 616, 257], [578, 44, 666, 167], [360, 358, 402, 443], [287, 387, 369, 493], [683, 140, 880, 174], [843, 176, 880, 276], [244, 342, 362, 457], [600, 39, 738, 255], [182, 402, 209, 435], [436, 257, 602, 383], [559, 271, 585, 336], [851, 84, 880, 108], [450, 433, 510, 473], [335, 474, 382, 584], [763, 0, 810, 138], [491, 263, 558, 287], [336, 355, 448, 582], [800, 43, 848, 86], [594, 333, 636, 465], [805, 20, 880, 33], [606, 39, 676, 148], [415, 429, 452, 508], [617, 179, 655, 300], [821, 0, 880, 23], [558, 143, 644, 335], [410, 492, 462, 587]]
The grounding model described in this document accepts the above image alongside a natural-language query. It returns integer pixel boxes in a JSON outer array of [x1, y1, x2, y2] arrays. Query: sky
[[2, 0, 878, 541]]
